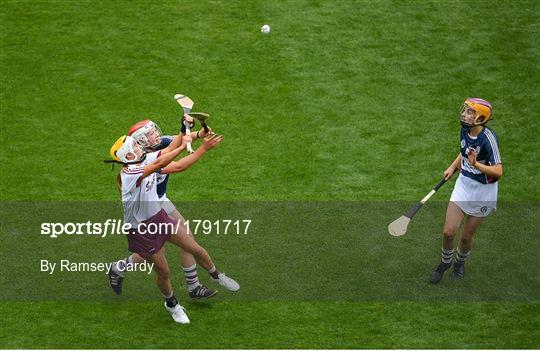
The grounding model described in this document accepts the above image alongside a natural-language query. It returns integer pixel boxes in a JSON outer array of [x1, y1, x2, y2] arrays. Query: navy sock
[[208, 266, 220, 279], [164, 294, 178, 308]]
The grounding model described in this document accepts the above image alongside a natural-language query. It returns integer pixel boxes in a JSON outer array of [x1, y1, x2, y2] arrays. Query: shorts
[[450, 174, 498, 217], [127, 209, 176, 258], [160, 195, 177, 215]]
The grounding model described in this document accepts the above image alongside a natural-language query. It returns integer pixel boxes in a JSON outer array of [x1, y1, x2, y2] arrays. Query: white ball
[[261, 24, 271, 34]]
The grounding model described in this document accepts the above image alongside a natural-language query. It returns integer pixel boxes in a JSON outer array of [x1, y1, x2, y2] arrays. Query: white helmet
[[109, 135, 146, 164], [128, 119, 162, 150]]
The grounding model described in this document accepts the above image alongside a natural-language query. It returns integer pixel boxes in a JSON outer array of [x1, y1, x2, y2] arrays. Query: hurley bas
[[41, 259, 154, 275]]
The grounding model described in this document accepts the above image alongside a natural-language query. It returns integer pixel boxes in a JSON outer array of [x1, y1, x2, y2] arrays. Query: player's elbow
[[493, 165, 503, 179]]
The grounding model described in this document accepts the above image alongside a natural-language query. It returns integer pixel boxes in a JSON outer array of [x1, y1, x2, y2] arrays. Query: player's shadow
[[185, 300, 217, 309]]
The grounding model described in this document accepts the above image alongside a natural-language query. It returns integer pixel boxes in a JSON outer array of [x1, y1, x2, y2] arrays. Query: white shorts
[[450, 174, 498, 217], [160, 195, 177, 215]]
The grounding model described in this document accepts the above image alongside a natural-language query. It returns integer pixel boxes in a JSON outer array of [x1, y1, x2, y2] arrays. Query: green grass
[[1, 302, 539, 349], [2, 201, 539, 302], [1, 0, 539, 349]]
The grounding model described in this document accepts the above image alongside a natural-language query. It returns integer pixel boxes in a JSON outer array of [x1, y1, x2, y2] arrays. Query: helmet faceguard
[[109, 135, 146, 164], [460, 98, 493, 128], [128, 120, 162, 150]]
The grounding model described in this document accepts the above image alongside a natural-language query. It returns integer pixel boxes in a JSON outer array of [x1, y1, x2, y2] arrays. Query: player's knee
[[152, 262, 170, 279], [155, 268, 170, 280], [190, 245, 207, 258], [132, 253, 145, 264], [443, 227, 458, 238], [460, 235, 473, 246]]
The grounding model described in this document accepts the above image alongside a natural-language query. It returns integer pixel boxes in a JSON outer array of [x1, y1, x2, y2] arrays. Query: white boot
[[164, 302, 190, 324], [212, 273, 240, 292]]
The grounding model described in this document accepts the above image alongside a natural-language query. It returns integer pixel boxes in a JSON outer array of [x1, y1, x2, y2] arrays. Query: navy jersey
[[154, 136, 173, 198], [459, 127, 501, 184]]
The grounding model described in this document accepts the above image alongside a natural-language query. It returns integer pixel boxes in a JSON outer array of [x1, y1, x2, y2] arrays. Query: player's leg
[[148, 247, 189, 324], [150, 248, 173, 298], [179, 249, 199, 290], [107, 253, 145, 295], [453, 215, 484, 278], [167, 216, 240, 292], [429, 201, 464, 284], [179, 249, 218, 299], [168, 208, 218, 298]]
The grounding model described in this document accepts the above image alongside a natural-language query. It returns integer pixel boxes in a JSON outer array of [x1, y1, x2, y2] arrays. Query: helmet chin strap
[[103, 153, 146, 170], [126, 152, 146, 164], [460, 121, 473, 129], [120, 152, 147, 165], [461, 120, 487, 129]]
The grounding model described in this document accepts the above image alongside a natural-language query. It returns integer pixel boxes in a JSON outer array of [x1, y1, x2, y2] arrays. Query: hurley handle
[[433, 178, 447, 191], [183, 119, 194, 154], [404, 178, 447, 219]]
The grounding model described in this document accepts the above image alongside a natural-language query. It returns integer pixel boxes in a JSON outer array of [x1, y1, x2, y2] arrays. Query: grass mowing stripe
[[1, 301, 538, 349]]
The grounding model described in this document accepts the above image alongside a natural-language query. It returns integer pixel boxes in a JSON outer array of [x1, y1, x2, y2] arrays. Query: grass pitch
[[1, 0, 539, 348]]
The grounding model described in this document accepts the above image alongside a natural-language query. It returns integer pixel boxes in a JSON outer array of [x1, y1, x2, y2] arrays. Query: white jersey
[[120, 151, 163, 228]]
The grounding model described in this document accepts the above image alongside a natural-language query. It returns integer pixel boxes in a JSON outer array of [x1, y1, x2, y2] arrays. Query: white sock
[[456, 248, 471, 264], [441, 247, 454, 264], [112, 254, 134, 276], [182, 264, 200, 292]]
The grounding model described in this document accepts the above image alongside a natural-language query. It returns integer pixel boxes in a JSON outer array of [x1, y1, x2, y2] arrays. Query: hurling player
[[429, 98, 502, 284], [109, 128, 237, 323], [108, 119, 236, 300]]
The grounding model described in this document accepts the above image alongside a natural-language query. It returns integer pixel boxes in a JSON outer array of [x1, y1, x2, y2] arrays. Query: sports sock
[[441, 247, 455, 264], [163, 292, 178, 308], [182, 264, 201, 292], [112, 254, 134, 276], [207, 265, 220, 279], [455, 248, 471, 265]]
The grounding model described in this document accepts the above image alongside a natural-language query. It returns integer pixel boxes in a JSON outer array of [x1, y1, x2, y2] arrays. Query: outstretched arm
[[141, 146, 184, 178], [160, 115, 212, 155], [160, 133, 189, 155], [161, 135, 223, 174]]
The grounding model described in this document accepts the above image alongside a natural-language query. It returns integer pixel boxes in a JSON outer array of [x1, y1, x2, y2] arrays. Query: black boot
[[453, 262, 465, 278], [429, 261, 452, 284]]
